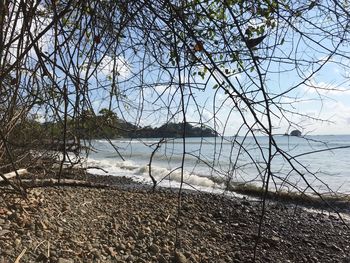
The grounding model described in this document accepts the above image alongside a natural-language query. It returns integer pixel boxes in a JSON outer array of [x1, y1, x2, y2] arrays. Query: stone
[[117, 243, 126, 251], [272, 236, 281, 242], [267, 236, 281, 246], [149, 244, 159, 254], [161, 247, 170, 254], [234, 252, 242, 260], [36, 253, 48, 262], [0, 230, 11, 236], [174, 252, 188, 263], [108, 247, 117, 257], [331, 244, 343, 251], [158, 255, 168, 263], [92, 250, 102, 259], [14, 238, 21, 248], [184, 252, 196, 261]]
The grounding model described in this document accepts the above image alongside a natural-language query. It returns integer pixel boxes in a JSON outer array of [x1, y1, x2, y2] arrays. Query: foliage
[[135, 122, 217, 138], [10, 111, 217, 140]]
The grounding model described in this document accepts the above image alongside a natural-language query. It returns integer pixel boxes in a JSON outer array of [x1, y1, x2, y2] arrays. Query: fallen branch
[[22, 179, 110, 189], [0, 169, 28, 182]]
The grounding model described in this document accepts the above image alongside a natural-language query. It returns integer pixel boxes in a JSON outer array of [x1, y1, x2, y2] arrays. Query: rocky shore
[[1, 174, 350, 262]]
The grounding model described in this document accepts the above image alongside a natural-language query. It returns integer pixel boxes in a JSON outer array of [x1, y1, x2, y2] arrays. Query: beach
[[1, 173, 350, 263]]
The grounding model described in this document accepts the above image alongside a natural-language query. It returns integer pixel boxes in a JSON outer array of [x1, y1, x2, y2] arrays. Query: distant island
[[283, 129, 302, 137], [290, 130, 302, 137]]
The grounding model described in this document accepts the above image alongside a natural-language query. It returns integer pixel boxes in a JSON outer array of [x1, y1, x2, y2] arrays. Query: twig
[[34, 240, 46, 252], [47, 241, 50, 258], [14, 248, 27, 263]]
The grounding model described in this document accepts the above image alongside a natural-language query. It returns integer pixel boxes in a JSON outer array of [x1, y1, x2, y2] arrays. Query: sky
[[86, 38, 350, 136], [7, 1, 350, 136], [90, 54, 350, 136], [87, 2, 350, 136]]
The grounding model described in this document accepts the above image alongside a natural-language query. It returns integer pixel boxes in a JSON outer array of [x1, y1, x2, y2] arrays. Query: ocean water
[[85, 135, 350, 194]]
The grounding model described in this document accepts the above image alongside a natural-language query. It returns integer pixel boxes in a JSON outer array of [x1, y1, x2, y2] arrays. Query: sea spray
[[87, 157, 221, 190]]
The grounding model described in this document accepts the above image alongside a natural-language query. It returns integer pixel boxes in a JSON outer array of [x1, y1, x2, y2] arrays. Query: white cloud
[[153, 84, 177, 95], [80, 55, 130, 80], [302, 79, 350, 96], [299, 101, 350, 134], [102, 56, 130, 79]]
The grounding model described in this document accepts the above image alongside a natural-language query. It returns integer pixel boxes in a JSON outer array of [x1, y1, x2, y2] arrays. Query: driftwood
[[0, 169, 110, 189], [0, 169, 28, 182], [22, 179, 110, 189]]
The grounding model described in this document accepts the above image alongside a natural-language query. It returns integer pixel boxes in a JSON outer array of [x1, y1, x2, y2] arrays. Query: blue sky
[[89, 54, 350, 136], [93, 2, 350, 136], [19, 1, 350, 136], [84, 34, 350, 136]]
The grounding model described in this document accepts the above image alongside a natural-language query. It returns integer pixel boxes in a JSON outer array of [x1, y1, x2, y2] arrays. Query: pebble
[[108, 247, 116, 257], [174, 251, 188, 263], [0, 230, 11, 236], [157, 254, 168, 263], [149, 243, 159, 254], [14, 238, 21, 248], [57, 258, 73, 263]]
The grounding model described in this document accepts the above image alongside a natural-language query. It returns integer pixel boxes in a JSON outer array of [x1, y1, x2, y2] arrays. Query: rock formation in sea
[[290, 129, 302, 137]]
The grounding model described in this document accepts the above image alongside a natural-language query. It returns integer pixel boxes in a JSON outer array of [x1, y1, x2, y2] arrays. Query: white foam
[[133, 164, 217, 188], [302, 207, 350, 222], [84, 156, 239, 195]]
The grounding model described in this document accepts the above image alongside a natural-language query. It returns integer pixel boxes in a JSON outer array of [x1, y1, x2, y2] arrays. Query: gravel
[[0, 174, 350, 262]]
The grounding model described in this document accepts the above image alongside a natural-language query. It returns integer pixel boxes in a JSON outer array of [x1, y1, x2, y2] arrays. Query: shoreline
[[68, 171, 350, 214], [1, 172, 350, 262]]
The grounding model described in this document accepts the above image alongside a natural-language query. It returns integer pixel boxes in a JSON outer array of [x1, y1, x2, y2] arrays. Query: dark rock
[[290, 129, 302, 137], [149, 244, 159, 254]]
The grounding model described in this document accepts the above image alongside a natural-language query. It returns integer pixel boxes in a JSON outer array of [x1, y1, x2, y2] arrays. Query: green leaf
[[62, 17, 68, 25]]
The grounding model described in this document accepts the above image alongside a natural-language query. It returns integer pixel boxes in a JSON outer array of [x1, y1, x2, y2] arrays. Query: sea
[[85, 135, 350, 195]]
